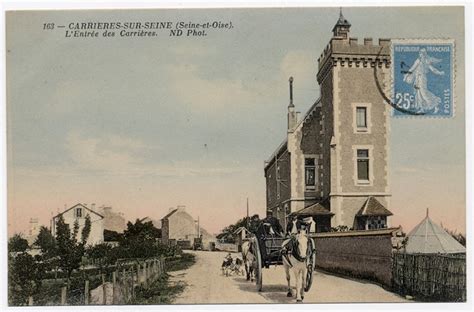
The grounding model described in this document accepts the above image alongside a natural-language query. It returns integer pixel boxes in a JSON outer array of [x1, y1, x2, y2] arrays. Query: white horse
[[241, 241, 256, 281], [282, 230, 309, 302]]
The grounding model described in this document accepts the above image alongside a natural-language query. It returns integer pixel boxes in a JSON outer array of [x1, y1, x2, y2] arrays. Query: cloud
[[11, 131, 244, 178], [65, 131, 145, 172], [279, 50, 315, 86], [166, 63, 255, 112]]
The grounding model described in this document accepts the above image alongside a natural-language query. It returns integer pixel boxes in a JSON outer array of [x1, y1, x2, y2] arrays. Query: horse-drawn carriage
[[242, 223, 316, 299]]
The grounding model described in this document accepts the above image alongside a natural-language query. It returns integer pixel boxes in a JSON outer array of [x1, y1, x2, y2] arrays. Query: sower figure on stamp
[[403, 48, 445, 113]]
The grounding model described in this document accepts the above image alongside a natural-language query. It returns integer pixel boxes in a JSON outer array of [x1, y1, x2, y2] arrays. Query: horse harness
[[281, 236, 307, 268]]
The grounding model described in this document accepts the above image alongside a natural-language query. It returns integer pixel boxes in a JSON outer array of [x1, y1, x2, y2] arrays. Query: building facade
[[51, 203, 104, 245], [100, 205, 127, 233], [264, 12, 393, 232], [161, 205, 215, 249]]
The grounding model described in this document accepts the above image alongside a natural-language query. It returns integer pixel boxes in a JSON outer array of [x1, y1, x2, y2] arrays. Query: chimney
[[91, 203, 96, 210], [287, 77, 297, 131]]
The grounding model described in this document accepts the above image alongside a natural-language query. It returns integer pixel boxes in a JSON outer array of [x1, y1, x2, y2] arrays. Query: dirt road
[[169, 250, 408, 304]]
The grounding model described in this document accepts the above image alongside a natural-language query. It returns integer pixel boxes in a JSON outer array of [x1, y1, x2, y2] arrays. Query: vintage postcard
[[3, 3, 469, 309]]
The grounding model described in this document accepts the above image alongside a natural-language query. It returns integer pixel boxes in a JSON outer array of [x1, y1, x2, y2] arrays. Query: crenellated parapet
[[317, 37, 391, 83]]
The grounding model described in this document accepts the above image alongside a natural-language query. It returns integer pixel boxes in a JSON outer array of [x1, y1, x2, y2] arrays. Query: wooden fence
[[392, 252, 466, 302], [28, 257, 166, 306]]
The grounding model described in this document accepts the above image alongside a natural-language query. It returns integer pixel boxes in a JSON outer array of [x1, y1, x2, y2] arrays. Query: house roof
[[291, 202, 334, 216], [356, 197, 393, 217], [53, 203, 104, 219], [404, 215, 466, 254], [161, 209, 178, 220], [264, 99, 321, 170]]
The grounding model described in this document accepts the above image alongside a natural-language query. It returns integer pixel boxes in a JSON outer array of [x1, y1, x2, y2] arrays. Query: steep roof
[[356, 197, 393, 216], [404, 215, 466, 254], [291, 202, 334, 216], [53, 203, 104, 219], [161, 209, 178, 220], [264, 99, 320, 170], [333, 8, 351, 30]]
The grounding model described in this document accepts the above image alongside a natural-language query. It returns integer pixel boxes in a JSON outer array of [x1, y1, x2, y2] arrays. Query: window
[[357, 149, 369, 182], [367, 216, 387, 230], [305, 158, 316, 189], [353, 103, 371, 133], [76, 208, 82, 218], [356, 107, 367, 129]]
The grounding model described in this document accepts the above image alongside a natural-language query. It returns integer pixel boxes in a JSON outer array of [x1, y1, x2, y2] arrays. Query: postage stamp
[[391, 39, 454, 117]]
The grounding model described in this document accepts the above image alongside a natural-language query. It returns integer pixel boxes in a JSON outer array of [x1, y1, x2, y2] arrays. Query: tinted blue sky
[[7, 7, 465, 235]]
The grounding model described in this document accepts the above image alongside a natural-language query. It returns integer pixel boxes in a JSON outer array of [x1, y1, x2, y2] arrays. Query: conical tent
[[404, 213, 465, 254]]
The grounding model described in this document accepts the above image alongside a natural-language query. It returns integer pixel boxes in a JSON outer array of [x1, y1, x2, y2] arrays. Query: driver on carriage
[[255, 211, 284, 266]]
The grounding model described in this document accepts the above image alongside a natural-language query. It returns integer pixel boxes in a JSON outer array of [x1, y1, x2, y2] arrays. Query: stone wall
[[312, 228, 399, 287]]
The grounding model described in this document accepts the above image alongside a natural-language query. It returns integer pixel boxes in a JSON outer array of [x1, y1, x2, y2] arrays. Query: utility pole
[[197, 216, 200, 237], [246, 198, 249, 228]]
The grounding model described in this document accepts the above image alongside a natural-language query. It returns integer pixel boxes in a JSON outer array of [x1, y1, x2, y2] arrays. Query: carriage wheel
[[252, 237, 263, 292], [304, 238, 316, 292]]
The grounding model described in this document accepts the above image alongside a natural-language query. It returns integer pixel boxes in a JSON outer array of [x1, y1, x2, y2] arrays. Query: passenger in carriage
[[256, 211, 284, 266]]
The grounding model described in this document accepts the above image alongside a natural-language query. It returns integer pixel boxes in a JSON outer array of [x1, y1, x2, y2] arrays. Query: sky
[[6, 6, 465, 236]]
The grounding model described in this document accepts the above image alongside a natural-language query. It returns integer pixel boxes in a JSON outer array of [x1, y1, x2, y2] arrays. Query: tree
[[81, 214, 91, 245], [34, 226, 56, 257], [55, 214, 90, 284], [8, 234, 29, 253], [8, 252, 44, 305], [217, 214, 261, 243], [443, 226, 466, 247], [119, 219, 163, 258], [86, 243, 118, 275]]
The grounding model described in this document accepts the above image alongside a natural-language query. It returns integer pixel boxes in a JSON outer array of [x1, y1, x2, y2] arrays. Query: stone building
[[264, 11, 393, 232], [99, 205, 127, 233], [161, 205, 215, 249], [51, 203, 104, 245]]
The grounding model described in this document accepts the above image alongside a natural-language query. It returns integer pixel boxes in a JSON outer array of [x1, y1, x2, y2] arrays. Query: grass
[[166, 252, 196, 272], [131, 274, 186, 304], [131, 252, 196, 304]]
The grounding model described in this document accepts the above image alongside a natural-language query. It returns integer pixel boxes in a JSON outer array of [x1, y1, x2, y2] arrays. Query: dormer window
[[76, 207, 82, 218]]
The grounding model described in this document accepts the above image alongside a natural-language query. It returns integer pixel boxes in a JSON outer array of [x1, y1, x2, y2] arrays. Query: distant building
[[100, 205, 127, 233], [140, 216, 162, 229], [161, 206, 215, 249], [51, 203, 104, 245], [26, 218, 40, 245], [264, 11, 392, 232]]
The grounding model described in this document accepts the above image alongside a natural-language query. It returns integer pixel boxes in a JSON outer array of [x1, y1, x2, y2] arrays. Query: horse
[[241, 240, 256, 281], [281, 230, 310, 302]]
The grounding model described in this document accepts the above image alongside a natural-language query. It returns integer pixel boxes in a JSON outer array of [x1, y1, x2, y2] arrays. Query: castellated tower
[[264, 11, 393, 232], [317, 12, 392, 229]]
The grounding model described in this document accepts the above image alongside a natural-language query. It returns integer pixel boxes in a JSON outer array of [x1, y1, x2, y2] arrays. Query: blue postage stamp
[[392, 39, 454, 117]]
